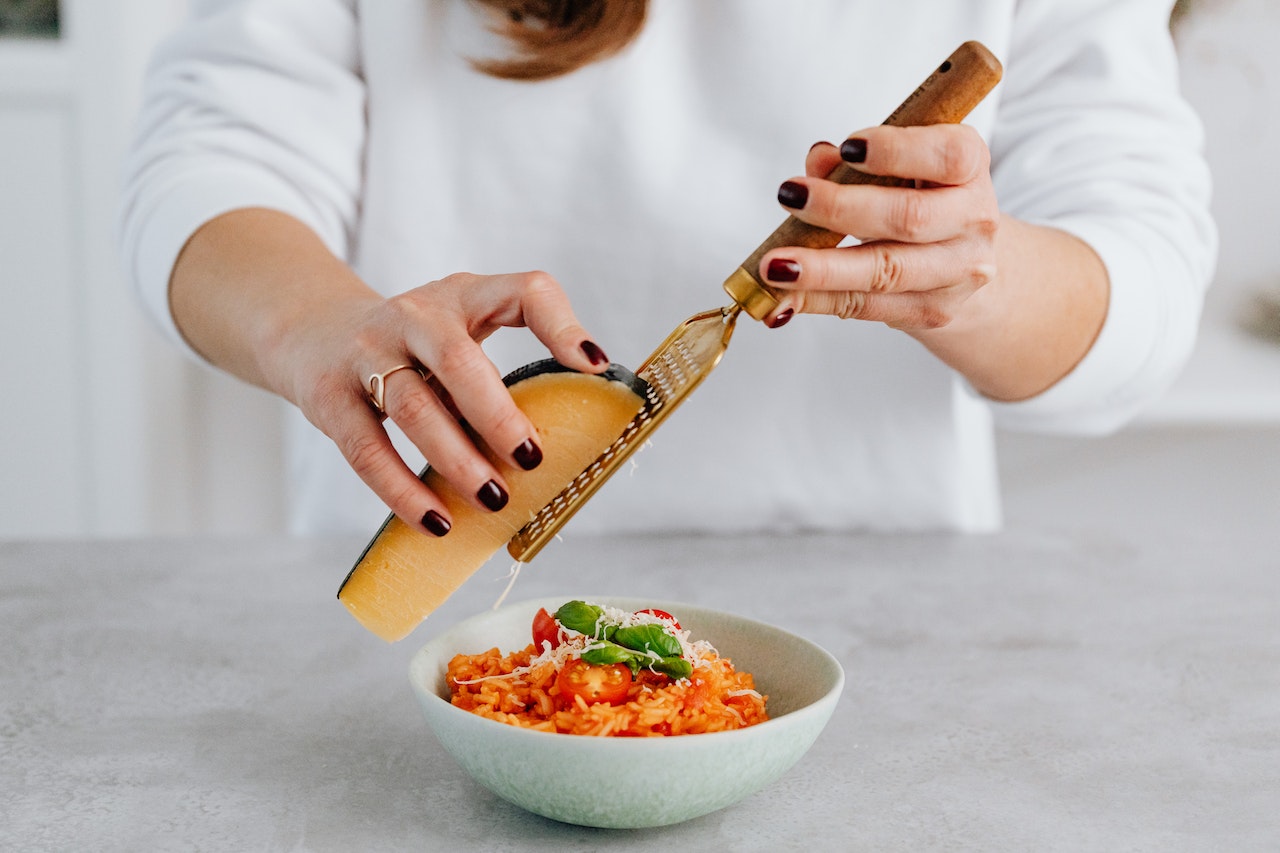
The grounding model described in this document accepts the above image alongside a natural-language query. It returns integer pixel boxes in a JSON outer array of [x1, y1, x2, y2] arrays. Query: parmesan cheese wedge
[[338, 360, 649, 642]]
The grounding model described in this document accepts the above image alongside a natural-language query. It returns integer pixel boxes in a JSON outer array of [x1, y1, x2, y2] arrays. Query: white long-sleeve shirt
[[119, 0, 1216, 536]]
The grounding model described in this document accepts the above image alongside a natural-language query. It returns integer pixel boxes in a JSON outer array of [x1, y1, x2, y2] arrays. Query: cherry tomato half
[[556, 658, 633, 706], [635, 608, 681, 630], [532, 607, 560, 651]]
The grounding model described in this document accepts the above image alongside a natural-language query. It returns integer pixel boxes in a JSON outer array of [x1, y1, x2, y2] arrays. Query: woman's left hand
[[759, 124, 1000, 332]]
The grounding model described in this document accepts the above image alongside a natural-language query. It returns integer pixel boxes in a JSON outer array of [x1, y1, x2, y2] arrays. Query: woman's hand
[[283, 272, 610, 536], [759, 123, 999, 331], [172, 209, 609, 537], [758, 125, 1109, 402]]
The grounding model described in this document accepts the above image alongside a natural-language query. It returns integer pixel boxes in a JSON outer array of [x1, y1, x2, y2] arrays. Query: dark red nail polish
[[840, 138, 867, 163], [767, 308, 794, 329], [513, 439, 542, 471], [477, 480, 509, 512], [766, 258, 801, 283], [422, 510, 451, 537], [580, 340, 608, 366], [777, 180, 808, 210]]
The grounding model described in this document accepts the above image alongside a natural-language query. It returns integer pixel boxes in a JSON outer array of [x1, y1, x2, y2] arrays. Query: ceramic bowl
[[408, 596, 844, 829]]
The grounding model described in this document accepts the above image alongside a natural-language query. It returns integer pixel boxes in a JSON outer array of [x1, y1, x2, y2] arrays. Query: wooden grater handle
[[724, 41, 1004, 321]]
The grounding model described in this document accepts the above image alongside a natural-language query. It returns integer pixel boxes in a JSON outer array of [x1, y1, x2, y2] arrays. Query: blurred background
[[1, 0, 1277, 539]]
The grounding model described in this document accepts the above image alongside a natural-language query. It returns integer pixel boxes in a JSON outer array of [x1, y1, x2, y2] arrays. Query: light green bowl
[[409, 596, 844, 829]]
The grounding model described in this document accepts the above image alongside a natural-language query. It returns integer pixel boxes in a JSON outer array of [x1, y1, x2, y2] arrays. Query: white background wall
[[0, 0, 1276, 540], [1153, 0, 1280, 420], [1, 0, 287, 539]]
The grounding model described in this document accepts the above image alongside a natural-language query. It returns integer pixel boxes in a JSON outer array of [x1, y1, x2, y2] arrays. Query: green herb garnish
[[651, 655, 693, 680], [555, 600, 613, 640], [556, 600, 691, 679], [613, 624, 682, 658]]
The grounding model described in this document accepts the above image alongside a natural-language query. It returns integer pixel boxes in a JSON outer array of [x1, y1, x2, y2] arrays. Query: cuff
[[985, 216, 1167, 435]]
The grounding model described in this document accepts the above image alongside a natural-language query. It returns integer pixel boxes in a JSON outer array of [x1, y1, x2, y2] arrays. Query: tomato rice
[[447, 644, 769, 737]]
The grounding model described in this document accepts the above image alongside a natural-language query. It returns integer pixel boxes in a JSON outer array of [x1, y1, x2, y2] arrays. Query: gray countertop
[[3, 425, 1280, 851]]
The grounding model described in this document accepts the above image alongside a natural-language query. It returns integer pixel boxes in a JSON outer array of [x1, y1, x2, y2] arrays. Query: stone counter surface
[[3, 426, 1279, 851]]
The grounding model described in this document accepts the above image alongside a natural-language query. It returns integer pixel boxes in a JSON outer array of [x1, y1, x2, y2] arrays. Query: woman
[[119, 0, 1215, 538]]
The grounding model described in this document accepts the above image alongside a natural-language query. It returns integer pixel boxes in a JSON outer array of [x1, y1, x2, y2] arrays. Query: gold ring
[[367, 363, 426, 416]]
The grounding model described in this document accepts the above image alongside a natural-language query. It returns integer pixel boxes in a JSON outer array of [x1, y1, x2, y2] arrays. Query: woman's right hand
[[172, 209, 610, 537]]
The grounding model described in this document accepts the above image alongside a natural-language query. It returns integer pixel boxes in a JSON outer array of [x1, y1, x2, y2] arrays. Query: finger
[[451, 270, 611, 374], [375, 270, 607, 510], [759, 239, 996, 297], [377, 350, 518, 514], [778, 176, 993, 245], [838, 124, 990, 186], [327, 398, 456, 536], [787, 287, 974, 331], [805, 140, 842, 178], [492, 270, 612, 373], [449, 271, 603, 470]]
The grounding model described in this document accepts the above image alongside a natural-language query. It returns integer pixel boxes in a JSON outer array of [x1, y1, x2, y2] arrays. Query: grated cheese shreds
[[490, 561, 524, 611]]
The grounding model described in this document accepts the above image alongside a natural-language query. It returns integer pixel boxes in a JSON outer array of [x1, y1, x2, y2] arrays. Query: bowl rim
[[409, 595, 846, 745]]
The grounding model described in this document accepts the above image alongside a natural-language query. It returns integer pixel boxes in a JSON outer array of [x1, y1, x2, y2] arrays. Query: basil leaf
[[614, 624, 682, 658], [555, 601, 607, 638], [579, 641, 636, 667], [652, 656, 693, 680]]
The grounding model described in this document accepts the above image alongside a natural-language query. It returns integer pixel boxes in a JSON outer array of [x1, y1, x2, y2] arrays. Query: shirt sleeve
[[982, 0, 1217, 435], [117, 0, 365, 359]]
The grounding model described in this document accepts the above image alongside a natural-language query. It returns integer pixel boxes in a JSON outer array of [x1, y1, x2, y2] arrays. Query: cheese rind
[[339, 361, 648, 642]]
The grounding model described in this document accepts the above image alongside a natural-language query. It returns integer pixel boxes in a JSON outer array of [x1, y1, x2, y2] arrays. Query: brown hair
[[469, 0, 648, 81]]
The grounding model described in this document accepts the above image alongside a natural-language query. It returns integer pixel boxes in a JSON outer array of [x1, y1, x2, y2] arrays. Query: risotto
[[446, 600, 769, 737]]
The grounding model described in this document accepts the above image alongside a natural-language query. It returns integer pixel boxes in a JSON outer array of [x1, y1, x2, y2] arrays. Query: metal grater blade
[[506, 304, 741, 562]]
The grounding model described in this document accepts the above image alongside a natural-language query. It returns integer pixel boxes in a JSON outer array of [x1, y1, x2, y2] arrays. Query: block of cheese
[[338, 360, 649, 642]]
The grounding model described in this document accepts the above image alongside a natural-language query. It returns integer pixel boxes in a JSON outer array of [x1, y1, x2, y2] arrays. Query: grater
[[506, 41, 1004, 562]]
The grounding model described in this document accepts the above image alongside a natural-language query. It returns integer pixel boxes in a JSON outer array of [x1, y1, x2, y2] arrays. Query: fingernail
[[766, 258, 801, 283], [512, 439, 542, 471], [422, 510, 451, 537], [767, 308, 794, 329], [777, 180, 808, 210], [477, 480, 509, 512], [840, 138, 867, 163], [580, 340, 608, 366]]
